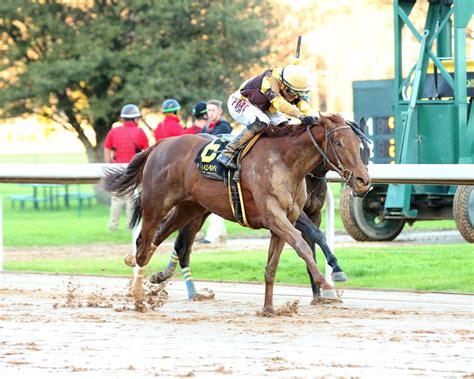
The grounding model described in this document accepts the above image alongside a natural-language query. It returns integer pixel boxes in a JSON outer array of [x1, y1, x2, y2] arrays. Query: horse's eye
[[335, 140, 342, 147]]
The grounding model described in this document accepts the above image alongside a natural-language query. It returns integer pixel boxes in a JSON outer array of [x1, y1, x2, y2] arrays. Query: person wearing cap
[[154, 98, 186, 142], [185, 101, 208, 134], [216, 64, 318, 169], [104, 104, 149, 231]]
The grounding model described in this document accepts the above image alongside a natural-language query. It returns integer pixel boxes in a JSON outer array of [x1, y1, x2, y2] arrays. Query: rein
[[305, 124, 354, 184]]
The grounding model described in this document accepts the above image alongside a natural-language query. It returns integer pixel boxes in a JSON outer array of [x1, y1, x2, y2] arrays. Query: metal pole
[[325, 187, 334, 285]]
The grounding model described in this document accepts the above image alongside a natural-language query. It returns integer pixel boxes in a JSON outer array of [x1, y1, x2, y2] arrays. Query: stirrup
[[217, 153, 238, 170]]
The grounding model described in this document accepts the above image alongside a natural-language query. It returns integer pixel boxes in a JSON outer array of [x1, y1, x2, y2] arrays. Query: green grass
[[5, 244, 473, 293], [0, 181, 457, 247]]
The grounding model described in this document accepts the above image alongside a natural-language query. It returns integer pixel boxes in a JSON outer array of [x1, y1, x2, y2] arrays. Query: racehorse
[[145, 119, 370, 303], [103, 114, 370, 314]]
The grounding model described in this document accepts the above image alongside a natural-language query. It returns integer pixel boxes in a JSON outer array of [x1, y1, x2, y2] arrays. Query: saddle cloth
[[194, 134, 262, 228], [194, 137, 229, 181]]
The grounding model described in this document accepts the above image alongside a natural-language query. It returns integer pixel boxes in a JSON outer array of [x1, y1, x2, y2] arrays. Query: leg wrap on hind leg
[[182, 267, 198, 300], [163, 249, 179, 277]]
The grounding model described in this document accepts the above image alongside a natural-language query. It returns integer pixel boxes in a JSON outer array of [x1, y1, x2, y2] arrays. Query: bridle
[[306, 121, 369, 185]]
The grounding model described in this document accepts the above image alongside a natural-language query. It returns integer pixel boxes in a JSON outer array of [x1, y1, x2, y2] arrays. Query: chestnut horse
[[103, 114, 370, 314], [149, 118, 370, 302]]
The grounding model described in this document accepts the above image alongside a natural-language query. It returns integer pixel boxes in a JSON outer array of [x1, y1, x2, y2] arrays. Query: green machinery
[[342, 0, 474, 242]]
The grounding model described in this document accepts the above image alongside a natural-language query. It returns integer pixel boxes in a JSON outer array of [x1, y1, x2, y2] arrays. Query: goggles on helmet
[[285, 86, 311, 98]]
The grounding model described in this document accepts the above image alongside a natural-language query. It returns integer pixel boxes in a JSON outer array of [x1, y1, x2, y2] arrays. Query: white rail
[[0, 163, 472, 185], [0, 163, 473, 272]]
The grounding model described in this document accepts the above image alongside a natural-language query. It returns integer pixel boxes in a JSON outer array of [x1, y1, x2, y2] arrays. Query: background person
[[197, 99, 233, 244], [185, 101, 208, 134], [103, 104, 149, 231], [202, 99, 232, 135], [154, 98, 185, 142]]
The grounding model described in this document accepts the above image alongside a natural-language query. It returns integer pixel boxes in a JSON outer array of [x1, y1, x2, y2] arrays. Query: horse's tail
[[129, 193, 142, 229], [102, 146, 155, 197]]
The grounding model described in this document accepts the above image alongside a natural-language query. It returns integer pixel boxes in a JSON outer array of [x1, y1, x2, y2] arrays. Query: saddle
[[194, 133, 262, 228]]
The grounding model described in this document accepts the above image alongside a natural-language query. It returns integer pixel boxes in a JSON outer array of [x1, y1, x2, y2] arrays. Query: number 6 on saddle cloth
[[195, 134, 263, 228]]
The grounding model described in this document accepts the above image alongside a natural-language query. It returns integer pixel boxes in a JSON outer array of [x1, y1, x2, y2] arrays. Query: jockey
[[216, 63, 319, 169]]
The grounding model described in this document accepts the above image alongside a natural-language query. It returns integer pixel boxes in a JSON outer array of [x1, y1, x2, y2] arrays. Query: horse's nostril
[[355, 176, 370, 189]]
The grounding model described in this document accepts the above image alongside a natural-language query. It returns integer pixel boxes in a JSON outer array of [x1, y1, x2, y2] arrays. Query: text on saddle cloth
[[194, 133, 262, 181], [194, 134, 262, 229], [194, 137, 229, 181]]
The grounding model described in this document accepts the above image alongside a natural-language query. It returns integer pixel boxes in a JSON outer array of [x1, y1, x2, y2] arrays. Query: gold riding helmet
[[280, 64, 311, 98]]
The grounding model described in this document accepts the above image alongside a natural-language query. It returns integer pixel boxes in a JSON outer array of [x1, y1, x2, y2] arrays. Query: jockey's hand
[[300, 115, 318, 126]]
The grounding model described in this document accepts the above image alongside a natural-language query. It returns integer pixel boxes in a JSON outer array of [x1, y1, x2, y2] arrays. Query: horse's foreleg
[[296, 213, 347, 284], [262, 232, 286, 316], [296, 215, 321, 299], [313, 230, 347, 282], [268, 211, 338, 300], [150, 249, 180, 284]]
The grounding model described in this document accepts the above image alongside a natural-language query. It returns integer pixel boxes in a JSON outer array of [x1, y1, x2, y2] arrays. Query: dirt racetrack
[[0, 271, 473, 378]]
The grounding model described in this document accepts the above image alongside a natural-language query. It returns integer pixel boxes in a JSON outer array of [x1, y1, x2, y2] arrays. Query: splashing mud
[[256, 300, 300, 317], [53, 276, 168, 312]]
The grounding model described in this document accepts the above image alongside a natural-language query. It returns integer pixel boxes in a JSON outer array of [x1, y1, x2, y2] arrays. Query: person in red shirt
[[154, 99, 185, 142], [184, 101, 208, 135], [104, 104, 149, 231]]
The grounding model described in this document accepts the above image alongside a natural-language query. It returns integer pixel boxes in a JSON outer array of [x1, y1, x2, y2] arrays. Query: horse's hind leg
[[129, 195, 182, 301], [296, 215, 322, 300], [177, 215, 211, 300], [150, 210, 208, 288], [130, 209, 167, 302]]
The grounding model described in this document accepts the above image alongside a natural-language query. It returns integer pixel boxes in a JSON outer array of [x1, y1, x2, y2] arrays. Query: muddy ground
[[0, 271, 473, 378]]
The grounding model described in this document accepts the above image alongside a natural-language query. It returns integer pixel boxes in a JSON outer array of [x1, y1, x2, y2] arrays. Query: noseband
[[305, 124, 354, 184]]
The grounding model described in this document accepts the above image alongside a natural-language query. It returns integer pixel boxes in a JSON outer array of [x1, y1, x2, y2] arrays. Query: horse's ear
[[359, 117, 366, 133]]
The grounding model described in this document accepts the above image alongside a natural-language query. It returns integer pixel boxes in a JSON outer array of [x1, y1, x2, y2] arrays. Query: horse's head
[[309, 114, 371, 197]]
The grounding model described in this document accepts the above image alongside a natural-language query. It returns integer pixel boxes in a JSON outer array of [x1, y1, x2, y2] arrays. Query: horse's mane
[[262, 113, 345, 138]]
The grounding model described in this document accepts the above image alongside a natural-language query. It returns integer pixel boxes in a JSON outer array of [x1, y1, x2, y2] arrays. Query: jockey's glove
[[300, 115, 319, 126]]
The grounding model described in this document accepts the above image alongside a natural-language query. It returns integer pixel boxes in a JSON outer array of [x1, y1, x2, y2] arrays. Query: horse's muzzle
[[351, 175, 370, 197]]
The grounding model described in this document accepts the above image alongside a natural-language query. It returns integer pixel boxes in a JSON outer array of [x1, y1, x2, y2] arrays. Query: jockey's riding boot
[[216, 119, 267, 170], [216, 128, 256, 170]]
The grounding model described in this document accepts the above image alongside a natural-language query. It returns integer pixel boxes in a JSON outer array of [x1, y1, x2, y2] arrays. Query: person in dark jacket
[[202, 99, 232, 136], [196, 99, 232, 244]]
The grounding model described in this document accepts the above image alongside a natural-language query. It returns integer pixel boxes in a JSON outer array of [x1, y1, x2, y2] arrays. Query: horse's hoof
[[312, 295, 341, 305], [257, 306, 276, 317], [311, 296, 322, 305], [124, 255, 136, 267], [189, 291, 215, 301], [331, 271, 347, 282], [321, 289, 339, 300], [150, 272, 168, 284]]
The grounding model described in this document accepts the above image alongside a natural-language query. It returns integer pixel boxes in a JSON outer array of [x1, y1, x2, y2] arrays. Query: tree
[[0, 0, 270, 162]]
